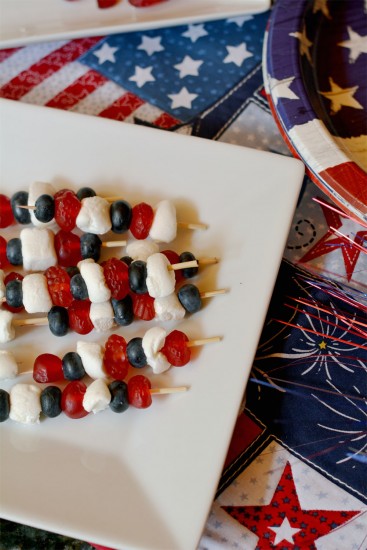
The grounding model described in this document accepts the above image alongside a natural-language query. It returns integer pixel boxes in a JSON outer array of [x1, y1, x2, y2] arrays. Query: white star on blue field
[[79, 12, 269, 122]]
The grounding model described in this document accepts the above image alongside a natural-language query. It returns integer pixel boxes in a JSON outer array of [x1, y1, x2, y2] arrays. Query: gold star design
[[290, 27, 313, 63], [319, 341, 327, 350], [320, 77, 363, 114], [313, 0, 331, 19]]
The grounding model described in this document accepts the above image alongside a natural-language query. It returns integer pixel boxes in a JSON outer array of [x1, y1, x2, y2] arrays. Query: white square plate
[[0, 0, 270, 48], [0, 98, 303, 550]]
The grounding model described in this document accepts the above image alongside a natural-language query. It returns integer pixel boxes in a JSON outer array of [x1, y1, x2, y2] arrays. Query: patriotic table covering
[[0, 4, 366, 550]]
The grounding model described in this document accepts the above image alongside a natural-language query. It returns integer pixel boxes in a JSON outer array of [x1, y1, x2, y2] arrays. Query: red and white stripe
[[0, 38, 180, 129]]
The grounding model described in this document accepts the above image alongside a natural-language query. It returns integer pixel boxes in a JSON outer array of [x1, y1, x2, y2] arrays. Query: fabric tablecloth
[[0, 6, 366, 550]]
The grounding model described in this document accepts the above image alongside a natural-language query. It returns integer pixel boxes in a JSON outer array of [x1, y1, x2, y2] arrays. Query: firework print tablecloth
[[0, 6, 366, 550]]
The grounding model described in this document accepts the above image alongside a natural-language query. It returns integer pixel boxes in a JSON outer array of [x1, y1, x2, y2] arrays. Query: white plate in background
[[0, 0, 270, 48], [0, 98, 303, 550]]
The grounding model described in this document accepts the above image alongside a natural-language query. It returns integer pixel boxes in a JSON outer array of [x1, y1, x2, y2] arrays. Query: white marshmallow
[[142, 326, 170, 374], [154, 293, 186, 321], [9, 383, 41, 424], [149, 200, 177, 243], [90, 301, 115, 332], [126, 240, 159, 262], [76, 341, 106, 379], [22, 273, 52, 313], [76, 196, 111, 235], [78, 260, 111, 303], [83, 379, 111, 414], [142, 326, 167, 358], [146, 253, 175, 298], [0, 310, 15, 343], [0, 350, 18, 380], [28, 181, 56, 228], [0, 269, 5, 301], [21, 228, 57, 271]]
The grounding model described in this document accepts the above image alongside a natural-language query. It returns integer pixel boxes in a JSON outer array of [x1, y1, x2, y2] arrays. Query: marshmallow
[[90, 301, 115, 332], [9, 383, 42, 424], [76, 196, 111, 235], [0, 350, 18, 380], [0, 269, 5, 301], [76, 341, 106, 379], [28, 181, 56, 228], [126, 240, 159, 262], [149, 200, 177, 243], [154, 293, 186, 321], [20, 227, 57, 271], [0, 310, 15, 343], [146, 253, 175, 298], [83, 379, 111, 414], [78, 260, 111, 303], [142, 326, 171, 374], [22, 273, 52, 313]]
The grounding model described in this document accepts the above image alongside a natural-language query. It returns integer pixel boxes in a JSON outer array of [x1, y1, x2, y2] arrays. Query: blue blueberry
[[0, 390, 10, 422], [6, 238, 22, 265], [120, 255, 133, 266], [70, 273, 88, 300], [11, 191, 31, 224], [128, 261, 147, 294], [80, 233, 102, 261], [48, 306, 69, 336], [40, 386, 62, 418], [5, 279, 23, 308], [112, 295, 134, 326], [179, 251, 198, 278], [76, 187, 96, 200], [108, 380, 129, 413], [127, 337, 147, 368], [34, 194, 55, 223], [62, 352, 85, 380], [110, 200, 132, 234], [177, 284, 202, 313]]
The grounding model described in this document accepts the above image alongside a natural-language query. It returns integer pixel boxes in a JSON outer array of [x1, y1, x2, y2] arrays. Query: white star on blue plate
[[182, 24, 208, 43], [138, 35, 164, 56], [93, 43, 118, 64], [174, 56, 203, 78], [226, 15, 254, 27], [129, 66, 155, 88], [168, 87, 198, 109], [223, 43, 253, 67]]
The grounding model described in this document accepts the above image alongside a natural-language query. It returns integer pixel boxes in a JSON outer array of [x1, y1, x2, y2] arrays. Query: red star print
[[299, 197, 367, 281], [222, 462, 359, 549]]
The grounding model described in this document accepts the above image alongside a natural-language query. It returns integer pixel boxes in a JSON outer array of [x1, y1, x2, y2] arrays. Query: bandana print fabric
[[246, 260, 367, 503], [79, 13, 269, 122]]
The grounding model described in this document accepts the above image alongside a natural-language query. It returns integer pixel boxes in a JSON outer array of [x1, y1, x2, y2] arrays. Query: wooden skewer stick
[[177, 221, 208, 230], [169, 260, 198, 271], [198, 257, 219, 266], [187, 336, 221, 347], [101, 240, 127, 248], [150, 386, 188, 395], [200, 288, 227, 299], [13, 317, 49, 327]]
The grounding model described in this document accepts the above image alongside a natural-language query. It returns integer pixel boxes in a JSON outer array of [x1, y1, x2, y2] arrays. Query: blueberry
[[120, 255, 133, 266], [6, 238, 22, 265], [108, 380, 129, 413], [34, 194, 55, 223], [62, 352, 85, 381], [11, 191, 31, 224], [127, 337, 147, 368], [110, 200, 132, 233], [48, 306, 69, 336], [179, 251, 198, 278], [0, 389, 10, 422], [5, 279, 23, 308], [40, 386, 62, 418], [76, 187, 96, 201], [70, 273, 89, 300], [177, 284, 202, 313], [112, 295, 134, 326], [80, 233, 102, 261], [65, 265, 80, 279], [128, 261, 147, 294]]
